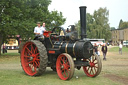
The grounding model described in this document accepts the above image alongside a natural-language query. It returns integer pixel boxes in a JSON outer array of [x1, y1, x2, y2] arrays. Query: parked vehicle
[[123, 40, 128, 47]]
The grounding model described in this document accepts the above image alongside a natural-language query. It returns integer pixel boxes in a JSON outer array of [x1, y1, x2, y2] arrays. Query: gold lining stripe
[[65, 43, 69, 53], [73, 42, 77, 57], [48, 34, 54, 48], [59, 41, 63, 49]]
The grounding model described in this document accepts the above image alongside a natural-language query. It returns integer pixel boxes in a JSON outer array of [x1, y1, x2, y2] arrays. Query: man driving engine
[[34, 22, 46, 36]]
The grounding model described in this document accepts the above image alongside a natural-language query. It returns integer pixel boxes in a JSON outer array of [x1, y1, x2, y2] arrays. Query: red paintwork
[[48, 50, 55, 54], [83, 58, 98, 77], [21, 42, 40, 76], [56, 54, 70, 80], [43, 31, 51, 37]]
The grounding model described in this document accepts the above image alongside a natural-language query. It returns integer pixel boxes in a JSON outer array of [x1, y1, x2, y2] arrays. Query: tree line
[[118, 19, 128, 29], [75, 7, 111, 41], [75, 7, 128, 41]]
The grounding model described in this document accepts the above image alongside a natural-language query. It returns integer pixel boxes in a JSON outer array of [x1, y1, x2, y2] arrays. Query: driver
[[34, 22, 46, 36]]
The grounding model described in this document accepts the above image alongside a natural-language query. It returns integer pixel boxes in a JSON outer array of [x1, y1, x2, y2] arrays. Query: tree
[[93, 7, 111, 40], [118, 19, 123, 28], [110, 27, 116, 30], [0, 0, 66, 55], [75, 7, 111, 41], [119, 21, 128, 29]]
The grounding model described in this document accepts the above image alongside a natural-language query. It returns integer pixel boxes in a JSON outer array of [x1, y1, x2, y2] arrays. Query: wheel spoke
[[30, 64, 34, 70], [65, 69, 69, 77], [34, 67, 37, 72], [35, 53, 39, 56], [62, 56, 65, 63], [94, 62, 98, 64], [62, 69, 66, 77], [60, 62, 63, 65], [34, 47, 38, 54], [66, 64, 70, 68], [89, 67, 92, 74], [34, 61, 39, 67], [93, 57, 96, 62], [27, 61, 33, 65], [36, 56, 40, 58], [31, 43, 34, 53], [66, 68, 70, 72], [88, 58, 91, 62], [35, 59, 40, 61], [87, 66, 90, 71], [93, 67, 97, 73], [33, 62, 37, 72], [25, 47, 32, 55], [91, 68, 94, 75], [95, 66, 98, 68], [66, 60, 69, 65]]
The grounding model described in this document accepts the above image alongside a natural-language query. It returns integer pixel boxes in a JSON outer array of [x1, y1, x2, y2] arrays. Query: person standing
[[93, 43, 98, 55], [119, 42, 123, 55], [101, 43, 107, 60]]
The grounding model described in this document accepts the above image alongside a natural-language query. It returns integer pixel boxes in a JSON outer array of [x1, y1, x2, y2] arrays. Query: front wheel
[[83, 54, 102, 77], [56, 53, 75, 80]]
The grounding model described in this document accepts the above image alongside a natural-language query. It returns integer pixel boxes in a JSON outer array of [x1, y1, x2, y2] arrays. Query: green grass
[[109, 46, 128, 52], [0, 48, 128, 85], [0, 69, 121, 85], [1, 53, 20, 56]]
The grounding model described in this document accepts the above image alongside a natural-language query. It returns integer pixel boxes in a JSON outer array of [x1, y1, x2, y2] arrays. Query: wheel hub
[[90, 62, 95, 67], [61, 65, 64, 69], [30, 56, 33, 61], [30, 54, 37, 61]]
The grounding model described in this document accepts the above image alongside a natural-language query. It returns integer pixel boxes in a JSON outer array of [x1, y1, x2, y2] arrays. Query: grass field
[[109, 46, 128, 52], [0, 47, 128, 85]]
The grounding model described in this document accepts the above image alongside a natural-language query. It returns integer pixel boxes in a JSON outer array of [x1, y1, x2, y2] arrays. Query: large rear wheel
[[83, 54, 102, 77], [56, 53, 75, 80], [21, 40, 48, 76]]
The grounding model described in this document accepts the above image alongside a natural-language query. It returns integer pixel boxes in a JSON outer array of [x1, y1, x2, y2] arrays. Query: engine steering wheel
[[51, 27, 66, 36]]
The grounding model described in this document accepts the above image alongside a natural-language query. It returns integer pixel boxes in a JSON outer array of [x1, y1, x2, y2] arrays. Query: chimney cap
[[79, 6, 87, 8]]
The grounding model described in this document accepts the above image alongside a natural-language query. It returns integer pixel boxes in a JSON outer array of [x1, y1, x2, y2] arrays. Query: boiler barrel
[[60, 41, 93, 59]]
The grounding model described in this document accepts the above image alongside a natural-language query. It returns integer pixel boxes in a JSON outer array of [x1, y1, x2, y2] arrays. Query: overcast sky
[[48, 0, 128, 29]]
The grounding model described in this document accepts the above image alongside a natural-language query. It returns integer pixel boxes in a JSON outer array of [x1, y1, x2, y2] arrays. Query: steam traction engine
[[20, 6, 102, 80]]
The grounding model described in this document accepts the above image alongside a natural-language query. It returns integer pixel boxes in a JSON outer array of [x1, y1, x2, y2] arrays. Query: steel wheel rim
[[83, 54, 101, 77], [21, 42, 40, 76], [56, 54, 71, 80]]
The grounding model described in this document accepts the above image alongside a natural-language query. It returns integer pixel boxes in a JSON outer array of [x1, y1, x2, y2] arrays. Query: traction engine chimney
[[79, 6, 87, 39]]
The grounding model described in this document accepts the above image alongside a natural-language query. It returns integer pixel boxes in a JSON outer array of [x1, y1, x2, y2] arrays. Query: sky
[[48, 0, 128, 29]]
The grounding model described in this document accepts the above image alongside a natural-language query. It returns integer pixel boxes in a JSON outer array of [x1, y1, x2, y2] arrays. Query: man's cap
[[37, 22, 41, 24]]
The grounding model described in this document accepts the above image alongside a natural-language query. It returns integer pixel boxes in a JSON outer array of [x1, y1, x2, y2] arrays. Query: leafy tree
[[118, 19, 123, 28], [75, 7, 111, 41], [119, 21, 128, 29], [0, 0, 66, 55], [110, 27, 115, 30]]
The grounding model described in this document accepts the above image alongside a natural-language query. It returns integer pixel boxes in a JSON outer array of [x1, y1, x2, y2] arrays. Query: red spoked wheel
[[56, 53, 74, 80], [83, 54, 102, 77], [21, 40, 48, 76]]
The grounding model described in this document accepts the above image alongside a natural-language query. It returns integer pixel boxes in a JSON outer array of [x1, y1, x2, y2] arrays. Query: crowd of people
[[93, 42, 123, 61], [93, 43, 108, 61]]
